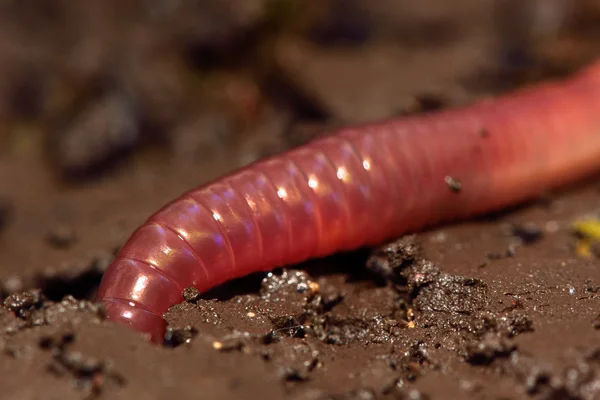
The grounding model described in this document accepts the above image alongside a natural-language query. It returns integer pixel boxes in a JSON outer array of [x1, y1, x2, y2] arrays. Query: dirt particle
[[43, 331, 125, 395], [4, 341, 35, 359], [479, 128, 489, 137], [44, 296, 105, 324], [260, 270, 319, 302], [312, 314, 401, 346], [504, 222, 544, 245], [164, 325, 198, 347], [39, 331, 76, 350], [4, 294, 104, 335], [484, 246, 517, 262], [267, 315, 310, 341], [183, 286, 203, 303], [45, 225, 77, 249], [366, 235, 419, 283], [210, 332, 252, 352], [464, 333, 516, 365], [499, 312, 534, 337], [308, 283, 345, 314], [444, 176, 462, 193], [261, 340, 320, 382], [213, 341, 223, 350], [404, 92, 450, 114], [3, 289, 45, 319], [412, 270, 488, 314]]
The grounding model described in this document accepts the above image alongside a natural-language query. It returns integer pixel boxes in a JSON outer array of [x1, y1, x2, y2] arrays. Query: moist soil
[[0, 1, 599, 399]]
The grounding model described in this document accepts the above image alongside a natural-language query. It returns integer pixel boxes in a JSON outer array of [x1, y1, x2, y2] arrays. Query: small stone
[[182, 286, 202, 303], [308, 281, 320, 295]]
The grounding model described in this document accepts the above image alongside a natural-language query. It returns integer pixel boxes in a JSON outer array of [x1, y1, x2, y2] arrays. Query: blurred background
[[0, 0, 600, 297], [1, 0, 600, 175]]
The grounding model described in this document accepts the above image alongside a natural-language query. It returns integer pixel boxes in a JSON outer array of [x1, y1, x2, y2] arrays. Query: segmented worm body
[[97, 62, 600, 342]]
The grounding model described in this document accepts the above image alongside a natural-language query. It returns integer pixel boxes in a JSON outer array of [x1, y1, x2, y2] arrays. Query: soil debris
[[365, 235, 420, 284], [2, 291, 104, 335], [42, 330, 126, 396], [3, 289, 45, 319], [464, 332, 517, 365], [506, 222, 544, 245]]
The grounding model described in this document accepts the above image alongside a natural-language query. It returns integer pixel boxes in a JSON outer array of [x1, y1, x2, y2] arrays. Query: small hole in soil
[[37, 267, 105, 302]]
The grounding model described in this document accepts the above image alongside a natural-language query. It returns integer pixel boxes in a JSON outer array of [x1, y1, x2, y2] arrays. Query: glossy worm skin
[[97, 62, 600, 342]]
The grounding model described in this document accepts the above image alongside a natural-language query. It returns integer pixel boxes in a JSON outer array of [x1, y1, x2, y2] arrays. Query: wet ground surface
[[0, 1, 599, 399]]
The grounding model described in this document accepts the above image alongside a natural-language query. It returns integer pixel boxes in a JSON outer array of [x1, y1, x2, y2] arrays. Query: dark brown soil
[[0, 1, 599, 399]]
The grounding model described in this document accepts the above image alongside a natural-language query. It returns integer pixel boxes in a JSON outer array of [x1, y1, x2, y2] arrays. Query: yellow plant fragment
[[573, 220, 600, 240], [572, 219, 600, 258]]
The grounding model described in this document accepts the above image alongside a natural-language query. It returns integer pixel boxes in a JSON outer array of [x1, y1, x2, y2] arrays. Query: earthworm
[[96, 61, 600, 342]]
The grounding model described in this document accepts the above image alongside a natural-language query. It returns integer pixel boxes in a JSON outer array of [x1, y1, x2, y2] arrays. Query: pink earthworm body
[[97, 61, 600, 342]]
